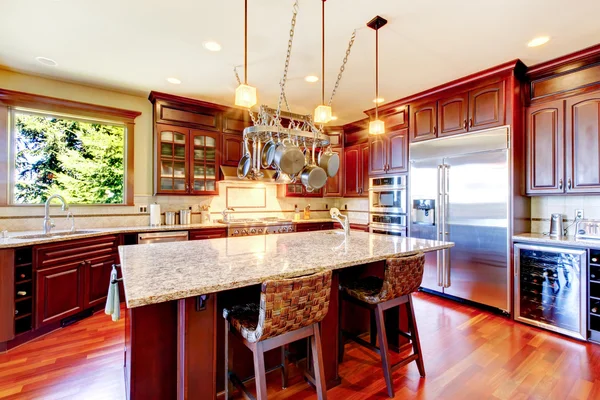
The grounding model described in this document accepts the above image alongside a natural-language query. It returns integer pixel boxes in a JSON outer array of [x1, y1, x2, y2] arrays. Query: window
[[0, 88, 140, 206], [11, 110, 126, 204]]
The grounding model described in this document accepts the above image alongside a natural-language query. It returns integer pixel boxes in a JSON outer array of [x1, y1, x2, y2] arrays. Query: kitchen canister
[[199, 204, 211, 224], [179, 209, 192, 225], [165, 211, 177, 226]]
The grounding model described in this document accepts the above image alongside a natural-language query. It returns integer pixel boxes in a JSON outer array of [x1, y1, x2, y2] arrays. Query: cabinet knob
[[469, 118, 473, 127], [559, 179, 563, 190], [463, 119, 467, 130], [433, 126, 437, 135], [80, 261, 86, 266], [567, 179, 572, 190]]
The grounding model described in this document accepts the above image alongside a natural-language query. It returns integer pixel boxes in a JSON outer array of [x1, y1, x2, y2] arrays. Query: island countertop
[[119, 230, 454, 308]]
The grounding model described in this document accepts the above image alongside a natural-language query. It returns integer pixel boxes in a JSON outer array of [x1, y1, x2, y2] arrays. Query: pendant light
[[313, 0, 332, 124], [235, 0, 257, 108], [367, 16, 387, 135]]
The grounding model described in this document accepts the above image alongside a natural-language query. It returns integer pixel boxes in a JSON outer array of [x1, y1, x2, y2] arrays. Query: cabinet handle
[[568, 179, 572, 190], [469, 118, 473, 127], [559, 179, 563, 190], [463, 119, 467, 130], [433, 126, 437, 135], [185, 182, 190, 193], [80, 261, 86, 266]]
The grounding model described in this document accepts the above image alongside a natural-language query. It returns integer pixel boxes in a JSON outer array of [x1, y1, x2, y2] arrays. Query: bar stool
[[224, 270, 332, 400], [338, 252, 426, 398]]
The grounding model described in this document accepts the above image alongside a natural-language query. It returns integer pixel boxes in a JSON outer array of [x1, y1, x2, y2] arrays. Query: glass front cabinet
[[514, 243, 587, 340], [156, 124, 220, 195]]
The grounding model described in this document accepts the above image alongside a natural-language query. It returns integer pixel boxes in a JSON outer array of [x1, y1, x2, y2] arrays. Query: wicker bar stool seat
[[224, 270, 332, 400], [339, 252, 426, 398]]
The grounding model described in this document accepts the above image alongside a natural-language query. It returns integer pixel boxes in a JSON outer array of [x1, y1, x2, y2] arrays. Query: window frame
[[0, 88, 140, 206]]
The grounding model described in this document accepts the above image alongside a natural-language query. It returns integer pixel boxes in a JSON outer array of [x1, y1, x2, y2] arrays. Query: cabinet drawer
[[35, 235, 119, 270], [189, 229, 227, 240], [296, 222, 334, 232]]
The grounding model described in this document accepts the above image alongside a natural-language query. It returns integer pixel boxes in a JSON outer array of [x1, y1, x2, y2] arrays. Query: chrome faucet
[[43, 194, 69, 234], [330, 207, 350, 237], [222, 207, 235, 223]]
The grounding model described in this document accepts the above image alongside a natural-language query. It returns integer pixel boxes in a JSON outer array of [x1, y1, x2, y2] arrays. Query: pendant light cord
[[375, 26, 379, 120], [244, 0, 248, 84], [321, 0, 325, 105]]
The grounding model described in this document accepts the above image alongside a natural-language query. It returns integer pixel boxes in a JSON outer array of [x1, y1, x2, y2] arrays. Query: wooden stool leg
[[281, 345, 289, 389], [338, 297, 345, 363], [253, 341, 268, 400], [224, 320, 234, 400], [311, 324, 328, 400], [370, 310, 377, 346], [408, 294, 426, 377], [375, 303, 394, 398]]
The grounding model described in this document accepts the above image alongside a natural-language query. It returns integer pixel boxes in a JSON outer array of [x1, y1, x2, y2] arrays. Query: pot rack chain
[[328, 29, 357, 106], [275, 0, 300, 125]]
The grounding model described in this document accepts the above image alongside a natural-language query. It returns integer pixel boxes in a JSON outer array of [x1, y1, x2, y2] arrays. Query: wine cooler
[[514, 243, 587, 340]]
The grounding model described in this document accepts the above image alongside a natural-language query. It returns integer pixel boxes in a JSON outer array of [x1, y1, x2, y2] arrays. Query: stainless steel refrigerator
[[409, 127, 511, 312]]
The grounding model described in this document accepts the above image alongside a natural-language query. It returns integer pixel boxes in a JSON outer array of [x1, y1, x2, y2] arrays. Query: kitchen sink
[[11, 230, 101, 240]]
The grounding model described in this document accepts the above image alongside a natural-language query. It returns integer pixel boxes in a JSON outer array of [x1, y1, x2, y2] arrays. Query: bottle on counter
[[304, 204, 311, 220], [294, 205, 300, 221]]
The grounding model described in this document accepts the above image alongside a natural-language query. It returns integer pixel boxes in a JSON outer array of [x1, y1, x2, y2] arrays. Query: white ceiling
[[1, 0, 600, 124]]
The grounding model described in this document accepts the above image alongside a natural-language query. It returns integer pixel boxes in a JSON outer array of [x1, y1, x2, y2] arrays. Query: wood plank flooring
[[1, 293, 599, 399]]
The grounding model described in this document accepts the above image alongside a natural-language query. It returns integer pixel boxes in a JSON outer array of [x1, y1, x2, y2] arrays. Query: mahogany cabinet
[[34, 235, 119, 328], [344, 143, 369, 197], [527, 90, 600, 195], [278, 183, 323, 198], [156, 124, 220, 195], [295, 222, 334, 232], [368, 128, 408, 176], [221, 133, 244, 167], [189, 228, 227, 240], [526, 100, 565, 194], [324, 147, 344, 197], [409, 81, 505, 142]]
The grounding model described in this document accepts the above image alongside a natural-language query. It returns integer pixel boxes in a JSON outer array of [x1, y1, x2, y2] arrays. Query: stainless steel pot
[[273, 138, 305, 175], [261, 133, 276, 168], [318, 146, 340, 178], [237, 137, 251, 179], [301, 143, 327, 190]]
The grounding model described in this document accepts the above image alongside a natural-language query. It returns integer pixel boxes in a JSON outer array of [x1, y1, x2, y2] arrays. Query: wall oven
[[369, 175, 407, 236], [369, 176, 407, 214], [514, 243, 587, 340]]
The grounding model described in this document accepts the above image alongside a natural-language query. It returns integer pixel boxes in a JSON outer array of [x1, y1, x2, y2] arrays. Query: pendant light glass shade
[[369, 119, 385, 135], [235, 84, 257, 108], [314, 104, 332, 124]]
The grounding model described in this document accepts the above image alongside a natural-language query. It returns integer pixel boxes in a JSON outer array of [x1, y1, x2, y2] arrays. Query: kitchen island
[[119, 230, 453, 399]]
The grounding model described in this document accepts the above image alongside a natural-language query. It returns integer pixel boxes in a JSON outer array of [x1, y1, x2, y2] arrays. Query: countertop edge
[[513, 233, 600, 248]]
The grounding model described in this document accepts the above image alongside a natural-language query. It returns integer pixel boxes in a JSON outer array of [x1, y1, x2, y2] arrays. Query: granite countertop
[[0, 218, 344, 249], [513, 233, 600, 248], [119, 230, 453, 308]]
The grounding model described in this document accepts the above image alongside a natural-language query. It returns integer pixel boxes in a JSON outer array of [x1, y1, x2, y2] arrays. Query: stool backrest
[[380, 252, 425, 301], [256, 270, 332, 342]]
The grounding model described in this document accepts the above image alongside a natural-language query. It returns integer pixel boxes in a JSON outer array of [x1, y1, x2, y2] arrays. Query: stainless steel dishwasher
[[137, 231, 188, 244]]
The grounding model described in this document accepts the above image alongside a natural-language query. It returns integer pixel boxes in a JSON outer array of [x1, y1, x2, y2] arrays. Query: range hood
[[220, 165, 280, 184]]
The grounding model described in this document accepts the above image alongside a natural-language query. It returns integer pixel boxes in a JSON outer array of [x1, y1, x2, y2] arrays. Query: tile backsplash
[[0, 181, 370, 232], [530, 195, 600, 234]]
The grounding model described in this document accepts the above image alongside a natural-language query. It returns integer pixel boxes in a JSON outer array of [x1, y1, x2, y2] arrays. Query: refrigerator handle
[[436, 165, 444, 287], [443, 165, 451, 288]]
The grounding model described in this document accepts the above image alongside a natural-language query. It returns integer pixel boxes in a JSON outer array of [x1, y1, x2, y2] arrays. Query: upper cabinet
[[369, 128, 408, 176], [409, 81, 506, 143], [344, 143, 369, 197], [156, 124, 219, 195], [526, 91, 600, 195], [324, 146, 343, 198]]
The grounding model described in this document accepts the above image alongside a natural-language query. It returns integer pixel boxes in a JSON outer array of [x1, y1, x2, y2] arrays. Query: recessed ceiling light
[[528, 36, 550, 47], [35, 56, 57, 67], [373, 98, 385, 104], [305, 75, 319, 83], [166, 77, 181, 85], [331, 116, 338, 121], [203, 41, 222, 52]]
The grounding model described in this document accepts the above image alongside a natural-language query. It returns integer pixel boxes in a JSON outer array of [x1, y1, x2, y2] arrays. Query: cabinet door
[[35, 262, 84, 328], [566, 92, 600, 193], [221, 134, 243, 167], [343, 145, 361, 197], [156, 124, 189, 194], [84, 255, 119, 309], [468, 82, 504, 131], [438, 93, 468, 136], [324, 147, 343, 197], [360, 143, 370, 197], [387, 128, 409, 174], [409, 100, 437, 142], [190, 130, 220, 195], [526, 101, 565, 194], [369, 135, 387, 176]]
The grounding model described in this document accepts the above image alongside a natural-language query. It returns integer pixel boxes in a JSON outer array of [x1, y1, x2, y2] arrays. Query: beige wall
[[0, 68, 154, 196]]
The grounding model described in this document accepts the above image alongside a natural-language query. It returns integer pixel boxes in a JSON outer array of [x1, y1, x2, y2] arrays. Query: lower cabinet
[[296, 222, 334, 232], [189, 228, 227, 240], [35, 261, 85, 328], [84, 255, 119, 308]]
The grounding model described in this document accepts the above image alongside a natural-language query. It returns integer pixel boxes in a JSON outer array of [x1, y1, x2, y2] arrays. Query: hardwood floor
[[1, 294, 599, 399]]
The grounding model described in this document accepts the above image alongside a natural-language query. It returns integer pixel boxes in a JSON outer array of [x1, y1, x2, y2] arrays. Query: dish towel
[[104, 265, 120, 322]]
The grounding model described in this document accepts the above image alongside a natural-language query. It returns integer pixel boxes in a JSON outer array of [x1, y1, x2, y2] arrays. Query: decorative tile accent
[[226, 186, 266, 209]]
